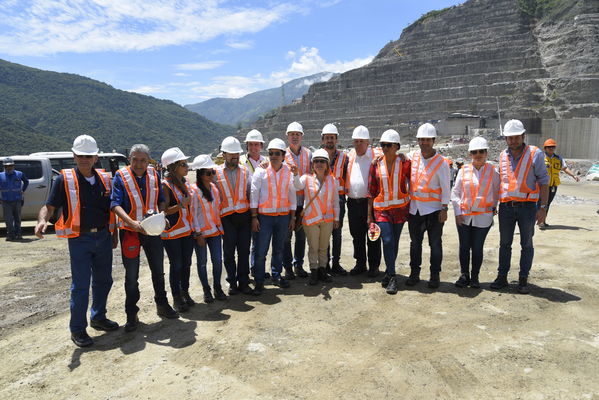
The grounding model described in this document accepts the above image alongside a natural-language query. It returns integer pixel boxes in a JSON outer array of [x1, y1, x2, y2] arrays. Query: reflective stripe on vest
[[302, 175, 335, 226], [499, 145, 540, 202], [215, 166, 250, 216], [345, 147, 382, 192], [117, 166, 159, 230], [331, 150, 347, 195], [194, 183, 223, 237], [161, 180, 193, 239], [285, 147, 310, 195], [460, 163, 495, 216], [410, 152, 444, 203], [373, 156, 410, 210], [545, 155, 562, 187], [258, 165, 292, 215]]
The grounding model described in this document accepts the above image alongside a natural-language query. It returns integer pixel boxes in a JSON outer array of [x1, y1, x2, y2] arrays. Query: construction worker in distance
[[0, 157, 28, 241], [367, 129, 411, 294], [345, 126, 382, 277], [291, 149, 340, 285], [35, 135, 119, 348], [491, 119, 549, 294], [406, 123, 451, 289], [450, 137, 500, 289], [251, 138, 297, 295], [215, 136, 254, 295], [111, 144, 179, 333], [282, 122, 311, 280], [538, 138, 579, 229], [160, 147, 195, 313], [321, 123, 349, 277]]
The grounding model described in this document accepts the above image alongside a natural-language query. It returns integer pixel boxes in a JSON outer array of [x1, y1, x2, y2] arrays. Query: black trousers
[[347, 197, 381, 270], [408, 210, 444, 275]]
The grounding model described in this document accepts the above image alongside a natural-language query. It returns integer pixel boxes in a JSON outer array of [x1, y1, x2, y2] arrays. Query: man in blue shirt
[[1, 157, 29, 241]]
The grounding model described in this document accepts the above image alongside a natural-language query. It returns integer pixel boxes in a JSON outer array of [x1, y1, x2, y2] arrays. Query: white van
[[29, 151, 128, 176]]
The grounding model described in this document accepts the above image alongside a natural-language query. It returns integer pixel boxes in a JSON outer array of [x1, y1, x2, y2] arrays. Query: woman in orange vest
[[191, 155, 226, 303], [450, 137, 500, 289], [160, 147, 195, 313], [291, 149, 340, 285]]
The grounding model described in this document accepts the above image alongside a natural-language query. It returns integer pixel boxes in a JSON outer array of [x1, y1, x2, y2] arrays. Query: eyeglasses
[[313, 159, 328, 164], [470, 149, 487, 155], [200, 169, 215, 176], [268, 151, 283, 157], [380, 142, 395, 148]]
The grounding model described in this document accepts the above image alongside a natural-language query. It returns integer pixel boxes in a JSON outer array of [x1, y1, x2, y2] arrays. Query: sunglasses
[[268, 151, 283, 157], [545, 146, 556, 149], [470, 150, 487, 155], [75, 155, 94, 159], [380, 142, 395, 148], [313, 159, 328, 164], [177, 162, 189, 168], [200, 169, 215, 176]]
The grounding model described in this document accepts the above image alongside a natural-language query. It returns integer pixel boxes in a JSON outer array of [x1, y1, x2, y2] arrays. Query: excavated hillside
[[254, 0, 599, 149]]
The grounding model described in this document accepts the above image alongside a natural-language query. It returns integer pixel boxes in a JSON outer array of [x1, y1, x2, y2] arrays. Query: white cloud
[[0, 0, 298, 55], [175, 61, 226, 71], [226, 39, 254, 50], [173, 72, 191, 77]]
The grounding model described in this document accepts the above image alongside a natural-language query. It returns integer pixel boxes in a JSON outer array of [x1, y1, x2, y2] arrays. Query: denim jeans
[[329, 195, 346, 266], [194, 235, 223, 289], [283, 206, 305, 269], [163, 234, 194, 296], [221, 211, 251, 286], [254, 214, 290, 283], [377, 221, 404, 276], [67, 229, 113, 333], [498, 202, 537, 278], [347, 198, 381, 269], [120, 231, 167, 316], [2, 200, 22, 238], [456, 222, 491, 277], [408, 211, 444, 275]]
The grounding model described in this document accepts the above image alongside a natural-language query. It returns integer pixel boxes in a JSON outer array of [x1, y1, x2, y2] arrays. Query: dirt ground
[[1, 181, 598, 400]]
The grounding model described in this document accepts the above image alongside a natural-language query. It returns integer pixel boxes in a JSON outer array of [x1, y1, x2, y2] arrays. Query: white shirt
[[451, 164, 500, 228], [241, 154, 266, 175], [408, 150, 451, 216], [250, 164, 297, 211], [347, 151, 373, 199], [293, 174, 340, 221]]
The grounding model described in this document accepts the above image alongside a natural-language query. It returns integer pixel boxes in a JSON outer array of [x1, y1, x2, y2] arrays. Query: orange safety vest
[[459, 163, 495, 215], [410, 152, 444, 203], [499, 145, 540, 202], [55, 169, 116, 238], [330, 149, 348, 195], [345, 147, 382, 192], [285, 146, 310, 195], [258, 165, 292, 216], [215, 165, 250, 216], [373, 156, 410, 210], [161, 179, 193, 239], [193, 182, 223, 238], [116, 166, 160, 231], [302, 174, 336, 226]]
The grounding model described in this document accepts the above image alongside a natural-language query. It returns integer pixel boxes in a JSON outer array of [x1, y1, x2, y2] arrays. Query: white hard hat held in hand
[[286, 121, 304, 134], [503, 119, 526, 136], [416, 123, 437, 138], [267, 138, 287, 151], [221, 136, 243, 153], [321, 123, 339, 136], [380, 129, 400, 144], [244, 129, 265, 143], [161, 147, 189, 167], [352, 125, 370, 140], [140, 212, 166, 236], [72, 134, 99, 155]]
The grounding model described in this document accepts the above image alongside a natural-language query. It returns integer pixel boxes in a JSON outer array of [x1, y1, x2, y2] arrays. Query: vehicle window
[[0, 160, 43, 179], [59, 158, 77, 171]]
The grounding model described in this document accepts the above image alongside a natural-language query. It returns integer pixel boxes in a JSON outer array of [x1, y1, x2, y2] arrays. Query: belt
[[502, 201, 535, 207], [80, 226, 107, 233]]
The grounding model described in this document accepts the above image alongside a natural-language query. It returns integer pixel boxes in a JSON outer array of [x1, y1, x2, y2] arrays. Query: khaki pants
[[303, 221, 334, 270]]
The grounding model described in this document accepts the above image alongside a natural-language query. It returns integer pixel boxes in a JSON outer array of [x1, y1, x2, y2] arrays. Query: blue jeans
[[329, 195, 346, 267], [408, 211, 444, 275], [163, 235, 194, 296], [2, 200, 22, 238], [457, 223, 491, 277], [194, 235, 223, 289], [283, 207, 305, 269], [254, 214, 290, 283], [377, 221, 404, 276], [119, 231, 167, 316], [67, 230, 113, 333], [221, 212, 251, 286], [498, 202, 536, 278]]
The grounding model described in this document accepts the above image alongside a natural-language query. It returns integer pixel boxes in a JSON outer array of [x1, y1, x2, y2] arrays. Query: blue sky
[[0, 0, 462, 106]]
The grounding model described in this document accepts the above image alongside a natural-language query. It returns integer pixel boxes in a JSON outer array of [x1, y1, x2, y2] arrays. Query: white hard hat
[[221, 136, 243, 153], [244, 129, 264, 143], [191, 154, 217, 170], [286, 121, 304, 134], [72, 134, 99, 155], [140, 212, 166, 236], [352, 125, 370, 140], [161, 147, 189, 167], [468, 136, 489, 151], [312, 148, 330, 161], [321, 123, 338, 136], [267, 138, 287, 151], [456, 158, 465, 164], [2, 157, 15, 166], [503, 119, 526, 136], [416, 123, 437, 138], [380, 129, 400, 144]]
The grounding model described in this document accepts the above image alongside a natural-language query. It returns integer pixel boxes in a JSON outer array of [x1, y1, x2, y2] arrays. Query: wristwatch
[[441, 206, 449, 211], [540, 204, 548, 209]]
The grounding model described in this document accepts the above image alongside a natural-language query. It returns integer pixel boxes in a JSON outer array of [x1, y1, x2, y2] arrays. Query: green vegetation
[[517, 0, 569, 20], [406, 6, 454, 31], [0, 59, 235, 157]]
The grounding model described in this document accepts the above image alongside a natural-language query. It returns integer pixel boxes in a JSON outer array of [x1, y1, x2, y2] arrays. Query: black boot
[[284, 266, 296, 280], [173, 295, 189, 312], [294, 266, 309, 278], [181, 291, 195, 307], [203, 286, 214, 303], [214, 285, 227, 300], [309, 269, 319, 285], [124, 314, 139, 332], [470, 273, 480, 288], [454, 273, 470, 288], [517, 277, 530, 294], [490, 274, 509, 290], [317, 267, 332, 282], [405, 270, 421, 286], [428, 273, 440, 289]]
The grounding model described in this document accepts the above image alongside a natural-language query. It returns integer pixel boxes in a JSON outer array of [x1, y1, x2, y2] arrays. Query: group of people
[[31, 118, 577, 348]]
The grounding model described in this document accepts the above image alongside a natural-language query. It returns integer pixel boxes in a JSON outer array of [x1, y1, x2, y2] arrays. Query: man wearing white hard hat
[[111, 144, 178, 332], [491, 119, 549, 294], [1, 157, 29, 241], [367, 129, 411, 294], [321, 123, 349, 276], [250, 138, 297, 294], [345, 125, 382, 277], [35, 134, 119, 347], [450, 137, 500, 289], [406, 123, 451, 289], [282, 122, 311, 280], [215, 136, 254, 295]]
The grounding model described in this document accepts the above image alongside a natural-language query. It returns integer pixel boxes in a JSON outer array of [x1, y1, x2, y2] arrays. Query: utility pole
[[496, 97, 503, 135], [280, 81, 285, 107]]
